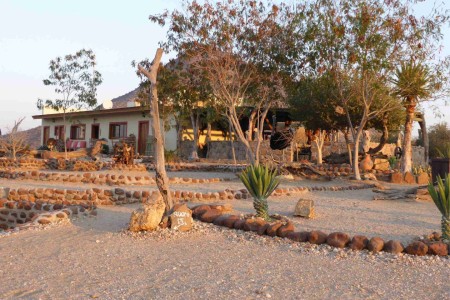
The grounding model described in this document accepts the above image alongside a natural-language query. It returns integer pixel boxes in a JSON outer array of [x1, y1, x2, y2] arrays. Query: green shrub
[[239, 164, 280, 221], [164, 149, 179, 163], [101, 144, 110, 155], [428, 174, 450, 240]]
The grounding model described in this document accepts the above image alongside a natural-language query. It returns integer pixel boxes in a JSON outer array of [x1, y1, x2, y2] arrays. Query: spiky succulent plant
[[239, 164, 280, 221], [428, 174, 450, 241]]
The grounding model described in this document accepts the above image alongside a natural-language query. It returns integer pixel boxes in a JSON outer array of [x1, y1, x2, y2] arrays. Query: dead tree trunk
[[417, 112, 428, 164], [312, 130, 326, 165], [189, 111, 200, 161], [138, 48, 173, 213]]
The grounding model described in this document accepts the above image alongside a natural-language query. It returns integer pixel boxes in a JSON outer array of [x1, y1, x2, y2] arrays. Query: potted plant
[[427, 174, 450, 241], [239, 164, 280, 221], [431, 146, 450, 182]]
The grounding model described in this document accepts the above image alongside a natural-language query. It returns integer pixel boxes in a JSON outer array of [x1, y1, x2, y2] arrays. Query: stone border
[[191, 204, 449, 257], [0, 199, 95, 231], [0, 170, 233, 186], [4, 183, 375, 206]]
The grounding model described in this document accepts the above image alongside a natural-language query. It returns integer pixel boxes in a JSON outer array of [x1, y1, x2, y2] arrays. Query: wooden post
[[138, 48, 173, 213]]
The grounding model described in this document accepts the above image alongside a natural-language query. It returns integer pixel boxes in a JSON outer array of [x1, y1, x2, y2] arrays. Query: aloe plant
[[239, 164, 280, 221], [428, 174, 450, 240]]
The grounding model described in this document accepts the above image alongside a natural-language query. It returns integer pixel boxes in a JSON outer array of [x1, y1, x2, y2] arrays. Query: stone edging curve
[[191, 204, 449, 257]]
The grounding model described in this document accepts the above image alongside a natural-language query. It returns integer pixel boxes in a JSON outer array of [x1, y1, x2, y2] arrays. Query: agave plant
[[239, 164, 280, 221], [428, 174, 450, 240]]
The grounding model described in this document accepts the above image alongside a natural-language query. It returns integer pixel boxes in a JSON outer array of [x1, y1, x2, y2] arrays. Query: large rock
[[427, 242, 449, 256], [349, 235, 369, 251], [129, 201, 166, 232], [308, 230, 328, 245], [383, 240, 404, 254], [359, 155, 373, 172], [373, 158, 389, 171], [223, 215, 240, 228], [199, 209, 222, 223], [277, 221, 295, 238], [404, 172, 415, 184], [390, 172, 403, 184], [243, 218, 267, 233], [326, 232, 350, 248], [266, 222, 283, 237], [191, 205, 211, 219], [405, 241, 428, 256], [287, 231, 309, 242], [416, 173, 430, 185], [169, 204, 193, 232], [367, 237, 384, 253], [294, 199, 314, 218]]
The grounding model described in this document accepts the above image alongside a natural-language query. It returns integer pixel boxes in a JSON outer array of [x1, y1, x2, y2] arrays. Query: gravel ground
[[0, 204, 449, 300]]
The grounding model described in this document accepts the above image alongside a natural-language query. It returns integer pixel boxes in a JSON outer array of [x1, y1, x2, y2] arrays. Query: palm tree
[[392, 61, 431, 174]]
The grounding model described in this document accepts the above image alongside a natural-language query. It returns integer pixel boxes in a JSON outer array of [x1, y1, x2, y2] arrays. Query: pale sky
[[0, 0, 449, 132]]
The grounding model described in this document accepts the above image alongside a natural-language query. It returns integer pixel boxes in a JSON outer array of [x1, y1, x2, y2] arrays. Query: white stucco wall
[[40, 112, 177, 151]]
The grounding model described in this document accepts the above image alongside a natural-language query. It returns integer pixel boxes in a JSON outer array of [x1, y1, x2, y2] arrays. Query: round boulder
[[308, 230, 328, 245], [383, 240, 404, 254], [277, 221, 295, 238], [405, 241, 428, 256], [427, 242, 449, 256], [349, 235, 369, 251], [326, 232, 350, 248], [367, 237, 384, 253]]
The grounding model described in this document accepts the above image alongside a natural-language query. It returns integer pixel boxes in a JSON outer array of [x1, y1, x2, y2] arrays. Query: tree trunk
[[176, 121, 183, 155], [63, 113, 68, 160], [227, 107, 255, 164], [255, 105, 270, 165], [368, 117, 388, 154], [206, 122, 212, 142], [228, 118, 237, 166], [189, 111, 199, 161], [417, 112, 429, 164], [343, 129, 353, 166], [247, 109, 257, 141], [313, 130, 325, 165], [353, 126, 364, 180], [138, 48, 173, 213], [402, 100, 415, 174]]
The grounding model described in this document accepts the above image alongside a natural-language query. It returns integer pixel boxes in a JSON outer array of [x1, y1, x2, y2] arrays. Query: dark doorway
[[91, 124, 100, 139], [138, 121, 149, 155]]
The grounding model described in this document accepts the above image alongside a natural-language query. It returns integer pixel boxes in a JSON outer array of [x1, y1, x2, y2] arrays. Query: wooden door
[[138, 121, 149, 155], [43, 126, 50, 145]]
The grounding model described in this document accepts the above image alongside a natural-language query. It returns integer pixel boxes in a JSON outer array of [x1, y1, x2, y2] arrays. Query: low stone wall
[[311, 142, 426, 166], [0, 199, 92, 231], [5, 183, 375, 206], [205, 141, 289, 162], [0, 170, 232, 186], [0, 158, 46, 169]]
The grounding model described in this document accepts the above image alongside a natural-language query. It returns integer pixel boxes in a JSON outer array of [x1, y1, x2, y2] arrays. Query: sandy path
[[0, 204, 448, 300]]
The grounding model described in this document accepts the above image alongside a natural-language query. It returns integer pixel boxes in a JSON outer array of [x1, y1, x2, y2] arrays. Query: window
[[70, 124, 86, 140], [54, 125, 65, 140], [91, 124, 100, 139], [109, 122, 127, 139]]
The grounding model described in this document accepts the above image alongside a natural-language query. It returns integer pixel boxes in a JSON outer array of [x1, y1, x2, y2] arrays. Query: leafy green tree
[[426, 122, 450, 158], [150, 0, 300, 164], [299, 0, 449, 179], [37, 49, 102, 158]]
